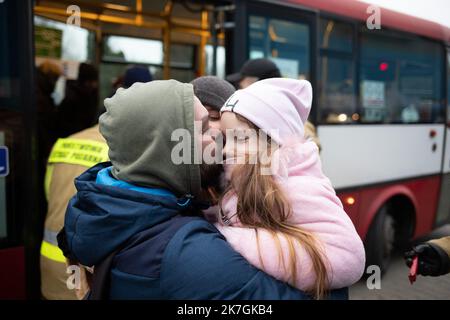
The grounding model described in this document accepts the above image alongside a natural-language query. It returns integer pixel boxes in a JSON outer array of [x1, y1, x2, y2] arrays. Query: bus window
[[360, 31, 444, 124], [248, 15, 310, 80], [171, 44, 195, 69], [205, 45, 226, 79], [318, 19, 356, 124], [34, 16, 96, 107], [100, 35, 197, 103], [34, 16, 95, 63], [102, 35, 196, 73], [103, 36, 163, 65], [319, 19, 353, 53], [168, 43, 196, 82]]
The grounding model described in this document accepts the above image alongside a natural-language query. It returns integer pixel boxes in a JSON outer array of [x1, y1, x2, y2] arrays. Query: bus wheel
[[365, 206, 395, 273]]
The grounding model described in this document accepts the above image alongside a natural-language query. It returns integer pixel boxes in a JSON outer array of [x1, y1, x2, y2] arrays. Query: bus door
[[435, 48, 450, 227], [0, 0, 39, 299], [228, 0, 316, 92]]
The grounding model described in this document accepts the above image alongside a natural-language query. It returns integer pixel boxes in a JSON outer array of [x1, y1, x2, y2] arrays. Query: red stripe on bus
[[337, 175, 441, 240]]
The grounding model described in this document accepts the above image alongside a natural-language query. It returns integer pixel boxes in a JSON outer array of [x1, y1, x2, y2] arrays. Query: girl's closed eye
[[234, 135, 247, 143], [235, 129, 255, 142]]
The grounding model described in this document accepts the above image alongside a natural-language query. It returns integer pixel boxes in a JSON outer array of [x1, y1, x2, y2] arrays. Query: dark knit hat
[[226, 58, 281, 85], [123, 66, 153, 88], [190, 76, 236, 111]]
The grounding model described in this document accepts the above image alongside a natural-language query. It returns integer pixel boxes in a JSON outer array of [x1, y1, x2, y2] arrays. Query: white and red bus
[[226, 0, 450, 271], [0, 0, 449, 298]]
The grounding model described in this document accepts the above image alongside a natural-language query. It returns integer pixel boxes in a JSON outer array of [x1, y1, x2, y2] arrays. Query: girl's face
[[220, 111, 259, 179]]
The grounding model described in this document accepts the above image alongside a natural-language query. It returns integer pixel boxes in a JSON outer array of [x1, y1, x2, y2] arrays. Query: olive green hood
[[99, 80, 201, 198]]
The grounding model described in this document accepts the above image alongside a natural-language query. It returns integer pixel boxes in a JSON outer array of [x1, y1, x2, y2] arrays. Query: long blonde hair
[[224, 115, 329, 299]]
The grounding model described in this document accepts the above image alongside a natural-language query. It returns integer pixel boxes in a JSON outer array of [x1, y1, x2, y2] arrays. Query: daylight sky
[[358, 0, 450, 28]]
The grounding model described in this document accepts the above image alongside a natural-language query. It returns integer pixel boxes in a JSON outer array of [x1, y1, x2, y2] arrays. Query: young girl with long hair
[[215, 78, 365, 299]]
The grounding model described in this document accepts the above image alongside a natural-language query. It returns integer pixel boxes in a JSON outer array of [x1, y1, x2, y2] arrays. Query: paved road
[[350, 225, 450, 300]]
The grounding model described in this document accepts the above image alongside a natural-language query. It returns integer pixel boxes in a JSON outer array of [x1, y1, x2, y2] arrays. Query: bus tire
[[364, 206, 395, 274]]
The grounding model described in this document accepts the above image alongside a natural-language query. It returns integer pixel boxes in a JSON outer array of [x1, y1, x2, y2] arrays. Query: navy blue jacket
[[64, 163, 348, 300]]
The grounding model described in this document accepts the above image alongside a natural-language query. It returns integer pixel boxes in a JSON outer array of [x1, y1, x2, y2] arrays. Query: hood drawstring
[[177, 194, 194, 207], [177, 194, 211, 211]]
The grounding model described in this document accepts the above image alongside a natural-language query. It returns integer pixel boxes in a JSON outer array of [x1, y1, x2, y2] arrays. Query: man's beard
[[200, 163, 225, 195]]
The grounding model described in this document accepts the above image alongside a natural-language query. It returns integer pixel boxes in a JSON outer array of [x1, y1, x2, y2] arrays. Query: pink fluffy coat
[[215, 138, 366, 290]]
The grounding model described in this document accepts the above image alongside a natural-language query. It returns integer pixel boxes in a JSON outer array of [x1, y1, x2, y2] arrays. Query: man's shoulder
[[161, 216, 225, 264], [158, 218, 271, 299], [163, 217, 226, 257], [113, 214, 208, 279]]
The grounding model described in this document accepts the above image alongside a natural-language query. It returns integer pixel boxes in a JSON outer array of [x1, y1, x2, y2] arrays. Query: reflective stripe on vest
[[44, 138, 109, 200], [48, 138, 109, 167], [40, 230, 66, 263]]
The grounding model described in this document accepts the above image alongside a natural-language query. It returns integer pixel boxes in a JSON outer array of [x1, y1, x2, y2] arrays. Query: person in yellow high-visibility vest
[[40, 124, 108, 300]]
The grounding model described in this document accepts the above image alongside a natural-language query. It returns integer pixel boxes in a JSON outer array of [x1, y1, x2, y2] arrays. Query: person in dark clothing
[[36, 61, 62, 160], [59, 80, 348, 300], [35, 61, 63, 227], [122, 65, 152, 89], [226, 58, 281, 89], [101, 65, 153, 116], [36, 62, 61, 114], [57, 63, 99, 138]]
